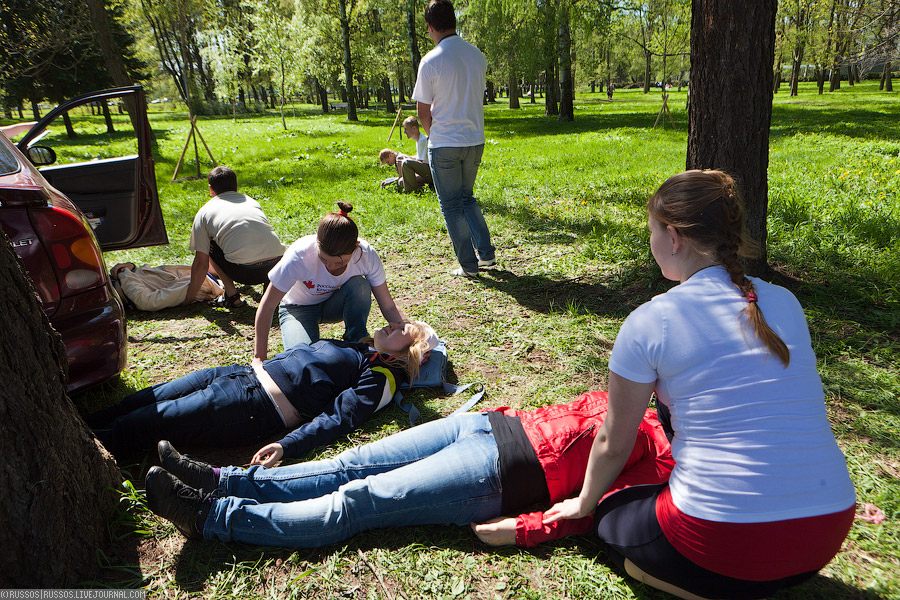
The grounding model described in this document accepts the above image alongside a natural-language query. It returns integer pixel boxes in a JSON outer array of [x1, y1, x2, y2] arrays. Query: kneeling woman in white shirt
[[255, 202, 405, 358]]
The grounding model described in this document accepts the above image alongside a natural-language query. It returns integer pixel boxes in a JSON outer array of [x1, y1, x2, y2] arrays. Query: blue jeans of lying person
[[278, 275, 372, 349], [92, 365, 284, 455], [429, 145, 494, 273], [204, 412, 503, 548]]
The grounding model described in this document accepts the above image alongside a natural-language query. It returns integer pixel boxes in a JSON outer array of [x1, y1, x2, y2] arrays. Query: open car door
[[16, 85, 168, 250]]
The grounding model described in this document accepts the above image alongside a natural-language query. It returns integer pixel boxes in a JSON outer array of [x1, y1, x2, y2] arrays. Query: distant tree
[[0, 0, 143, 117], [465, 0, 539, 111], [0, 229, 122, 587], [246, 0, 301, 129], [558, 0, 574, 121], [687, 0, 778, 276]]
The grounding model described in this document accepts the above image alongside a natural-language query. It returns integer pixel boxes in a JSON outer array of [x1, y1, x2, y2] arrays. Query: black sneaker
[[145, 466, 210, 540], [157, 440, 218, 494]]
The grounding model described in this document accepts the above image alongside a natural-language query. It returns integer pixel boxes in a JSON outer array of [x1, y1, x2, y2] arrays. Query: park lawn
[[40, 81, 900, 598]]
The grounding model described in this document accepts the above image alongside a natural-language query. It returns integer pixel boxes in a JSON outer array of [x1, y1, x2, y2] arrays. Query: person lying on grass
[[144, 391, 674, 549], [254, 202, 407, 358], [88, 321, 437, 465], [543, 170, 857, 600]]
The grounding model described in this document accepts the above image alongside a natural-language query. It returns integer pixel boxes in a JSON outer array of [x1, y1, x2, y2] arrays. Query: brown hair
[[648, 170, 790, 367], [208, 166, 238, 194], [364, 321, 435, 383], [402, 116, 420, 129], [317, 202, 359, 256]]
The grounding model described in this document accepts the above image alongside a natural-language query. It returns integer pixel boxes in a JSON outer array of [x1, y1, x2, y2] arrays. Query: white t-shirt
[[412, 35, 486, 148], [189, 191, 284, 264], [609, 266, 855, 523], [416, 134, 429, 163], [268, 235, 387, 306]]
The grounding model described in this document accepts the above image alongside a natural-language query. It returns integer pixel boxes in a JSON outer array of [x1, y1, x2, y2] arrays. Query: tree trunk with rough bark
[[0, 229, 122, 587], [687, 0, 777, 277]]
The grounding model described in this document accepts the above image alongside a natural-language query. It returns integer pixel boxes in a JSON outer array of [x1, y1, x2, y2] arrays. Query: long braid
[[649, 170, 790, 367]]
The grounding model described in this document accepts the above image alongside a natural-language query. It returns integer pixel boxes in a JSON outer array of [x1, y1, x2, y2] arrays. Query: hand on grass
[[251, 442, 284, 467], [470, 517, 517, 546]]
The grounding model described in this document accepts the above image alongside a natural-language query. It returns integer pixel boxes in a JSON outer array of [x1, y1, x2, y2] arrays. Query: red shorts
[[656, 486, 855, 581]]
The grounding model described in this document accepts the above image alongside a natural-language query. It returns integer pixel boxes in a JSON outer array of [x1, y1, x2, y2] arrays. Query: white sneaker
[[477, 258, 496, 267], [451, 267, 479, 278]]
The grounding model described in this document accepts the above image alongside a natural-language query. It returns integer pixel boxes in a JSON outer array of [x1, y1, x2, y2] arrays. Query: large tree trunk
[[687, 0, 777, 277], [0, 229, 122, 587], [558, 1, 574, 122], [883, 60, 894, 92], [339, 0, 358, 121]]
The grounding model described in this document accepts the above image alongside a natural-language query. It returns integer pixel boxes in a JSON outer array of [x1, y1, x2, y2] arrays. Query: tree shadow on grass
[[165, 524, 881, 599], [478, 266, 669, 320]]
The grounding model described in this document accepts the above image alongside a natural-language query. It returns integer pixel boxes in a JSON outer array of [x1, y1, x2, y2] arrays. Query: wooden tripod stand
[[653, 93, 677, 130], [172, 114, 217, 182]]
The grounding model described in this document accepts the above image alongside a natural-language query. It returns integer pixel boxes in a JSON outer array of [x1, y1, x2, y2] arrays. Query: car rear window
[[0, 143, 19, 176]]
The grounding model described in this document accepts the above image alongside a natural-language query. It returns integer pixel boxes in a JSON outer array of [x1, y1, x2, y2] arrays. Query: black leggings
[[594, 484, 818, 600]]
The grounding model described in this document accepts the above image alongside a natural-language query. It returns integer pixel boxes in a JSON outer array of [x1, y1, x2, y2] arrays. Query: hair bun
[[336, 201, 353, 215]]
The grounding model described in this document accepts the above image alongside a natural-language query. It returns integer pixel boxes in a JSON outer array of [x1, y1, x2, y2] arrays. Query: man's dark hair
[[424, 0, 456, 32], [208, 166, 238, 194]]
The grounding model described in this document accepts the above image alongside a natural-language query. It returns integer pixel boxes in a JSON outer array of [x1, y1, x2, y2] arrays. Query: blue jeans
[[91, 365, 284, 455], [204, 412, 502, 548], [429, 145, 494, 272], [278, 275, 372, 349]]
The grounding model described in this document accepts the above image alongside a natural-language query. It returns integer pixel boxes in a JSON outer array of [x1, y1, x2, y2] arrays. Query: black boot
[[145, 466, 211, 540], [157, 440, 218, 494]]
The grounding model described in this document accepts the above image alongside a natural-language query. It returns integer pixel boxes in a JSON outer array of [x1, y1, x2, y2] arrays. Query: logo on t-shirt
[[303, 280, 314, 289]]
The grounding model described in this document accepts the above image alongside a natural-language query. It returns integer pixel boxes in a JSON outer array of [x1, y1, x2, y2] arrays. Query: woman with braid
[[544, 171, 855, 600]]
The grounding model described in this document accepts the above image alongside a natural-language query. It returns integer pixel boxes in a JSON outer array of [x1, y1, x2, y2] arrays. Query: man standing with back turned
[[413, 0, 495, 277]]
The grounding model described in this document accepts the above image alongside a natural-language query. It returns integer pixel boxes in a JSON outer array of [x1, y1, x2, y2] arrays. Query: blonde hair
[[402, 116, 420, 129], [648, 170, 790, 367], [365, 321, 434, 383], [378, 148, 396, 164]]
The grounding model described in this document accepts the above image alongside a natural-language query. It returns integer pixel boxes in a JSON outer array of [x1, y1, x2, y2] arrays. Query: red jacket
[[491, 391, 674, 547]]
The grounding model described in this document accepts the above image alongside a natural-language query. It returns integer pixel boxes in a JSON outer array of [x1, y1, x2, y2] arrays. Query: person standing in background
[[413, 0, 495, 277]]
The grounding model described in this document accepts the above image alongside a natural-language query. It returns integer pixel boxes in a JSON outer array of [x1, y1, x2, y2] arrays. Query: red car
[[0, 86, 168, 393]]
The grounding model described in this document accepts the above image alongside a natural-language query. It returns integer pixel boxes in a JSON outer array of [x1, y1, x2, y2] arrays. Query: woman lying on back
[[144, 391, 674, 549], [89, 321, 436, 465]]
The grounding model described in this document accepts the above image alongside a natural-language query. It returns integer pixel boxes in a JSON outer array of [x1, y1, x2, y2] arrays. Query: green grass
[[14, 81, 900, 598]]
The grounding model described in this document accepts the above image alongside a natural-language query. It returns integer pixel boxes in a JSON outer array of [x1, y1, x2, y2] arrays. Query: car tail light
[[32, 206, 105, 296]]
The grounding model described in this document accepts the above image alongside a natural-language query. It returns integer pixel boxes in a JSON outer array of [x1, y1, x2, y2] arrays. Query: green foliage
[[43, 82, 900, 598]]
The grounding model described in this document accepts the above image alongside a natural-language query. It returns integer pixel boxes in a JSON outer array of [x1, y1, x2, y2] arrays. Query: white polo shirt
[[412, 35, 486, 148]]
